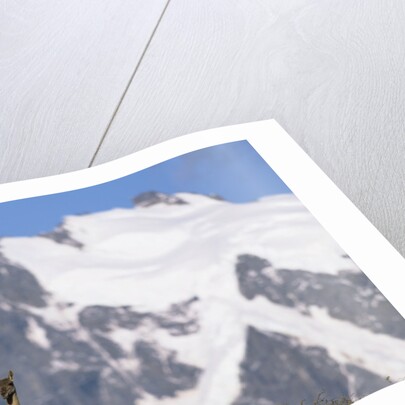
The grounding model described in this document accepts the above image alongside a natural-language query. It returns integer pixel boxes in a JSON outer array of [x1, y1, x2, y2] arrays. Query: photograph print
[[0, 140, 404, 405]]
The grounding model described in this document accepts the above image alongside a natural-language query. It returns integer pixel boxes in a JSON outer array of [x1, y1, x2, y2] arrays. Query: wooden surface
[[0, 0, 168, 181], [2, 0, 405, 256]]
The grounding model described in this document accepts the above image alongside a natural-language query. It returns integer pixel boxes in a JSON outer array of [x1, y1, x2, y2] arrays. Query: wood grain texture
[[93, 0, 405, 255], [0, 0, 167, 183]]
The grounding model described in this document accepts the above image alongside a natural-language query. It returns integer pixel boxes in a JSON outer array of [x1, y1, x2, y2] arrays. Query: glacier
[[0, 192, 404, 404]]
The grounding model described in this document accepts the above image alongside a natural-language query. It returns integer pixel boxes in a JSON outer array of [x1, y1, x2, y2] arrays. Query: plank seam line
[[88, 0, 172, 167]]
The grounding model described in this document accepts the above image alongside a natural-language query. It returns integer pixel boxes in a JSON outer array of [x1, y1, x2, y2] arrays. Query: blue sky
[[0, 141, 291, 237]]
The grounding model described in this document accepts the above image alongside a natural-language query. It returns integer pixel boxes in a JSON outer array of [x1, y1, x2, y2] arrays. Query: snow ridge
[[0, 192, 403, 404]]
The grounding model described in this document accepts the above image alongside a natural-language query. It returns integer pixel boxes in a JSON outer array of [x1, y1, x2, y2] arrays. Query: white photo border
[[0, 119, 403, 404]]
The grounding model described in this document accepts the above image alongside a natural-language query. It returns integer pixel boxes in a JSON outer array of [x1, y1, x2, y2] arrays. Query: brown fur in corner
[[0, 371, 19, 405]]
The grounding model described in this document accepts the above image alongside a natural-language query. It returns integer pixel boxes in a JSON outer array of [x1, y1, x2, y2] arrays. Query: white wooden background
[[1, 0, 405, 256]]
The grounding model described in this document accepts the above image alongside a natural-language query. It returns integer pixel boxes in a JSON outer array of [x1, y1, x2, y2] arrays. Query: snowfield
[[0, 192, 404, 405], [2, 193, 353, 309]]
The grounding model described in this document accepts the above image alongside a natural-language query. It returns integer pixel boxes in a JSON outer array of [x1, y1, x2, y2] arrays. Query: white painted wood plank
[[94, 0, 405, 255], [0, 0, 168, 183]]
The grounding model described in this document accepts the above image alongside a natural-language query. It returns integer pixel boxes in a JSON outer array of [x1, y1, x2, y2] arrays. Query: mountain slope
[[0, 192, 404, 404]]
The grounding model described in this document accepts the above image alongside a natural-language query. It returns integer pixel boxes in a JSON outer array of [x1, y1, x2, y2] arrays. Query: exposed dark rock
[[40, 225, 83, 248], [79, 297, 200, 337], [92, 334, 125, 359], [0, 297, 201, 405], [153, 296, 200, 336], [345, 364, 391, 398], [135, 340, 201, 398], [235, 254, 405, 338], [79, 306, 146, 332], [133, 191, 188, 208], [234, 327, 349, 405], [0, 253, 47, 307]]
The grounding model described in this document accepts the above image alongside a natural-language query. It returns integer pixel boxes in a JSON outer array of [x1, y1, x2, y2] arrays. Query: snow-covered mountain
[[0, 192, 404, 405]]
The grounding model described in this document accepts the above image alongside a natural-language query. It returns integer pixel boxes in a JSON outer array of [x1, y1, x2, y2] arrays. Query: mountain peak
[[40, 224, 84, 248], [133, 191, 227, 208], [133, 191, 189, 208]]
